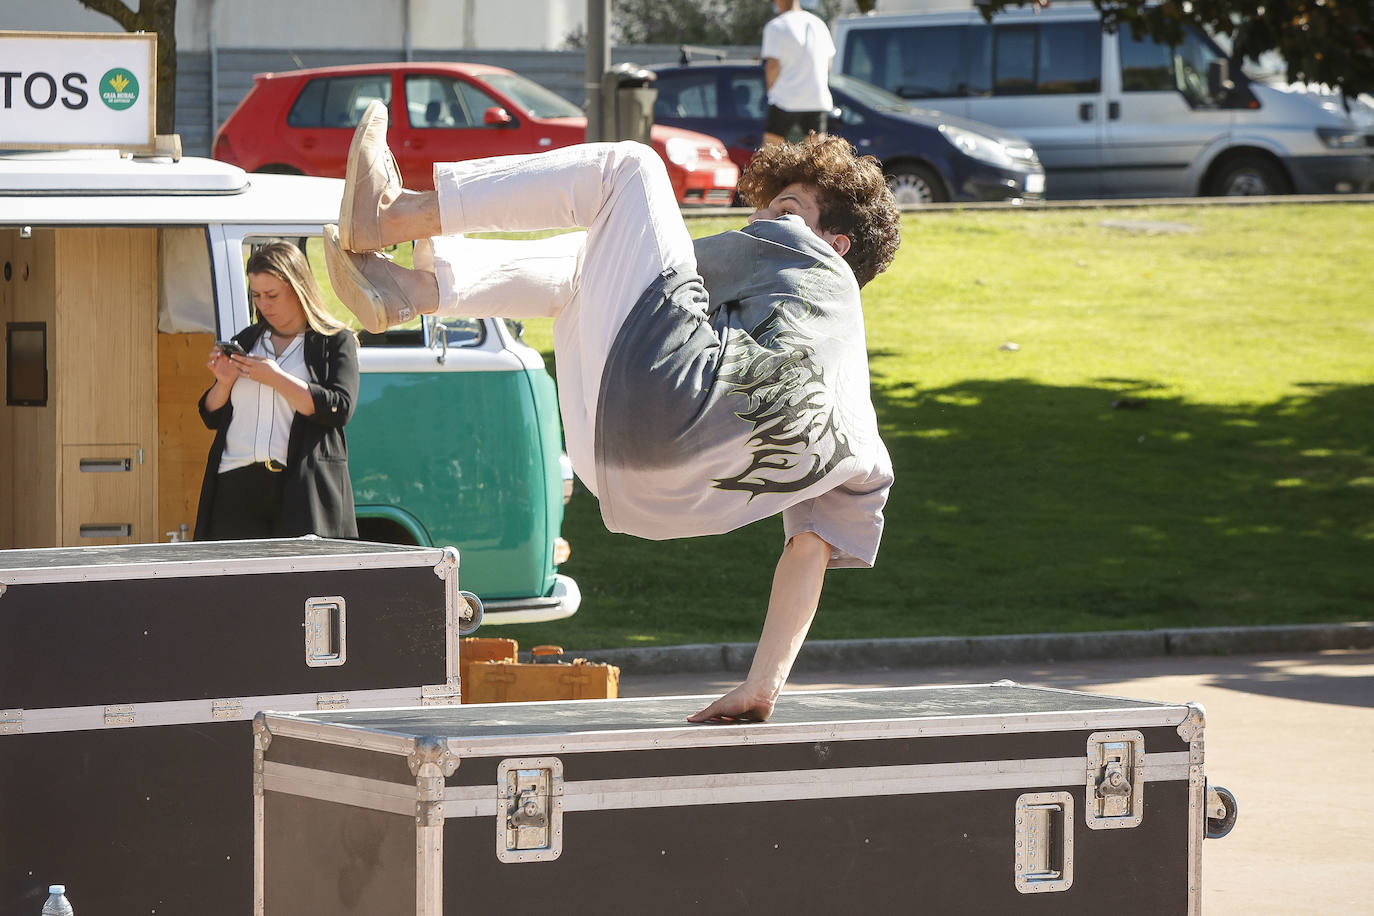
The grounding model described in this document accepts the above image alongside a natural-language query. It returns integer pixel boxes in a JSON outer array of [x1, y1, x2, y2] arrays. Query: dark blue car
[[650, 62, 1046, 205]]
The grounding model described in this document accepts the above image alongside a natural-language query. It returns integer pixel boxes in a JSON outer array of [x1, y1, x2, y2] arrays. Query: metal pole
[[403, 0, 413, 62], [208, 0, 219, 149], [584, 0, 609, 142]]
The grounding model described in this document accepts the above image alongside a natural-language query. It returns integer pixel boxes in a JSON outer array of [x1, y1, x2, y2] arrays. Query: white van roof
[[0, 151, 342, 226]]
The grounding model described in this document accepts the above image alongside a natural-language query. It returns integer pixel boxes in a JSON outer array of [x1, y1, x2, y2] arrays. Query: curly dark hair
[[736, 135, 901, 288]]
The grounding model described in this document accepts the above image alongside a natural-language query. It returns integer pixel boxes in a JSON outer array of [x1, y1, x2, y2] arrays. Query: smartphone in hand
[[216, 340, 247, 358]]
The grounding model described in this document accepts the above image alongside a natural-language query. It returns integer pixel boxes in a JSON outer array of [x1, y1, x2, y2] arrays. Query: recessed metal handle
[[78, 457, 131, 472], [80, 523, 131, 538], [1015, 792, 1074, 893], [304, 596, 347, 667]]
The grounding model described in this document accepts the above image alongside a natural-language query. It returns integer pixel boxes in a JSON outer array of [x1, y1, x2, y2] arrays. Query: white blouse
[[218, 332, 309, 473]]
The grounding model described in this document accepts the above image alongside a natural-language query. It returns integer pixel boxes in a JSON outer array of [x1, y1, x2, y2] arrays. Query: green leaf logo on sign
[[100, 68, 140, 110]]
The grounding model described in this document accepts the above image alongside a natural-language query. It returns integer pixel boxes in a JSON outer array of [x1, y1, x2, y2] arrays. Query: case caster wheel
[[458, 590, 484, 636], [1205, 783, 1238, 839]]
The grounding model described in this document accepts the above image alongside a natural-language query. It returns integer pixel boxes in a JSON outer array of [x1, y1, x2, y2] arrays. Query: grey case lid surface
[[0, 537, 445, 584], [267, 684, 1188, 750]]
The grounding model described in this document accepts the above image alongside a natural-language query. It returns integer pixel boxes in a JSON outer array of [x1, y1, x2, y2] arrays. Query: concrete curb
[[567, 622, 1374, 675]]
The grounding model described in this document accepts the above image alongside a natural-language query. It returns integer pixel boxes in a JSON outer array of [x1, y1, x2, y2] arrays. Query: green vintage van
[[0, 150, 578, 625]]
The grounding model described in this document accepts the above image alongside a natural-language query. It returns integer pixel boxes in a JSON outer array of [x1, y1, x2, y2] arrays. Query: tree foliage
[[76, 0, 177, 133], [978, 0, 1374, 96]]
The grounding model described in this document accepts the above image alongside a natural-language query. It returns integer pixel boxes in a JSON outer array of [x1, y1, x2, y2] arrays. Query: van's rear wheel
[[1206, 155, 1291, 196], [886, 163, 948, 206]]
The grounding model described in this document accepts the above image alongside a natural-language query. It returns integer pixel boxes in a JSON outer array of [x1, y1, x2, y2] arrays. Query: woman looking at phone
[[194, 240, 360, 540]]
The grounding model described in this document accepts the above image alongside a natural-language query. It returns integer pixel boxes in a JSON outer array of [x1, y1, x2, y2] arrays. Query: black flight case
[[0, 537, 479, 915], [254, 683, 1238, 915]]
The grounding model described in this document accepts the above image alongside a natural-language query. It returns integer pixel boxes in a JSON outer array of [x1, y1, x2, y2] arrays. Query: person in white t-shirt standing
[[761, 0, 836, 146]]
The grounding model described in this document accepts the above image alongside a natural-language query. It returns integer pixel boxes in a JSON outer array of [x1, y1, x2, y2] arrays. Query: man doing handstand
[[325, 101, 900, 723]]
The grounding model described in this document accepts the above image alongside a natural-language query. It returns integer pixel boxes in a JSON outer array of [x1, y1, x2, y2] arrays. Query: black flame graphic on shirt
[[712, 304, 854, 499]]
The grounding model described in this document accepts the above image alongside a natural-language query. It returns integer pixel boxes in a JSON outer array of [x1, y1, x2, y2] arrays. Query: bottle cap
[[48, 885, 66, 894]]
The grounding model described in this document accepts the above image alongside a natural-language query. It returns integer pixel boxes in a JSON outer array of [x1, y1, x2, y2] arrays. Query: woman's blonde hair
[[246, 240, 349, 335]]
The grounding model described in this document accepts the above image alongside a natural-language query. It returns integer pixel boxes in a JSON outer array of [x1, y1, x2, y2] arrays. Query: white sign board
[[0, 31, 157, 152]]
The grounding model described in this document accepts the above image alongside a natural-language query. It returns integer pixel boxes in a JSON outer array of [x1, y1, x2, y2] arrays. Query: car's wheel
[[1206, 154, 1291, 196], [255, 163, 305, 176], [885, 163, 948, 206]]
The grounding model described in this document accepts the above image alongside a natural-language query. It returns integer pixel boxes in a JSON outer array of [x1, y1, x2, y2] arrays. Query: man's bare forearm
[[687, 531, 831, 722]]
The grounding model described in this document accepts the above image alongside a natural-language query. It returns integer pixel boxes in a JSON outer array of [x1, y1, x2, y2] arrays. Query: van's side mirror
[[1207, 59, 1233, 102], [483, 106, 514, 127]]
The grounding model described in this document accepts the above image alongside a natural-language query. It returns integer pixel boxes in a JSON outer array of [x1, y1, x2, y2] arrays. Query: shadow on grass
[[847, 365, 1374, 636], [504, 370, 1372, 649]]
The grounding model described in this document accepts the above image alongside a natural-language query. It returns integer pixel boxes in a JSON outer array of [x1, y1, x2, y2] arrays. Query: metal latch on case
[[497, 757, 563, 863], [1086, 731, 1144, 829]]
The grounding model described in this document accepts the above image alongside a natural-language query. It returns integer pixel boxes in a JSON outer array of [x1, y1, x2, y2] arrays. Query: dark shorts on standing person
[[765, 105, 828, 142]]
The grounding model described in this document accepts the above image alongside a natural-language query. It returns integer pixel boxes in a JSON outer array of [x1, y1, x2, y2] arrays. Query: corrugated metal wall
[[176, 45, 754, 156]]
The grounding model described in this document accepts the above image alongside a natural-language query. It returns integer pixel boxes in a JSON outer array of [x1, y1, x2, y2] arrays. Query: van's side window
[[1118, 27, 1224, 105], [1037, 22, 1101, 93], [993, 26, 1036, 94], [1118, 30, 1175, 92], [843, 25, 974, 98], [993, 22, 1100, 95], [287, 76, 392, 129]]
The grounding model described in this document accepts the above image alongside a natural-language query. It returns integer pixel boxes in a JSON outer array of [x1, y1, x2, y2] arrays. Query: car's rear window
[[287, 75, 393, 128]]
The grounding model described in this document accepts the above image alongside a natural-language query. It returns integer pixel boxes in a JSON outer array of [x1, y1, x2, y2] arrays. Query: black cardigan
[[194, 323, 360, 540]]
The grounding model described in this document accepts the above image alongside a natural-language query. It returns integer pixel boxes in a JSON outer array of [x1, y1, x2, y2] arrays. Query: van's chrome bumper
[[1287, 153, 1374, 193], [476, 574, 581, 626]]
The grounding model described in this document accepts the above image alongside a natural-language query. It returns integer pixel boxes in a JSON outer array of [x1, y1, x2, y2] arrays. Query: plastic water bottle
[[41, 885, 73, 916]]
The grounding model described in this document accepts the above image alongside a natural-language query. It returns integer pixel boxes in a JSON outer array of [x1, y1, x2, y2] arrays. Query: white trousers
[[422, 142, 697, 490]]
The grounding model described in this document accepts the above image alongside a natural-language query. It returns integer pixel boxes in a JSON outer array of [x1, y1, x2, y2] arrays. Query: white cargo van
[[834, 7, 1374, 198]]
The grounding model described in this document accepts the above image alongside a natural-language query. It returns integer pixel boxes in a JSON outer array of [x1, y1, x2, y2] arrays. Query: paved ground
[[619, 649, 1374, 915]]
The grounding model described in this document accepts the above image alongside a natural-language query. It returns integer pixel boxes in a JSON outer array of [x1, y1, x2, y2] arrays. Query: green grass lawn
[[491, 202, 1374, 650]]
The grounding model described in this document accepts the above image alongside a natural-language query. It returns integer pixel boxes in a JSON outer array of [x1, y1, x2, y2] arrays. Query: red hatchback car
[[213, 62, 739, 203]]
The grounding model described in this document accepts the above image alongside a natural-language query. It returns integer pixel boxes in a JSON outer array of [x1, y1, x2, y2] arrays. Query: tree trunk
[[77, 0, 178, 135]]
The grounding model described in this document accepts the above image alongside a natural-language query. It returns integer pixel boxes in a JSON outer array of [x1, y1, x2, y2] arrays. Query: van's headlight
[[665, 137, 700, 170], [1316, 126, 1364, 149], [939, 124, 1018, 170]]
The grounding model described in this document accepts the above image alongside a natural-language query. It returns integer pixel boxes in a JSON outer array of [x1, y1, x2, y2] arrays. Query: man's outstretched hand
[[686, 533, 832, 725], [687, 681, 778, 724]]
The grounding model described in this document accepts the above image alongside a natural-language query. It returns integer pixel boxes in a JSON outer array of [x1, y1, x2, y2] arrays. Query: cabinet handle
[[79, 457, 131, 472]]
